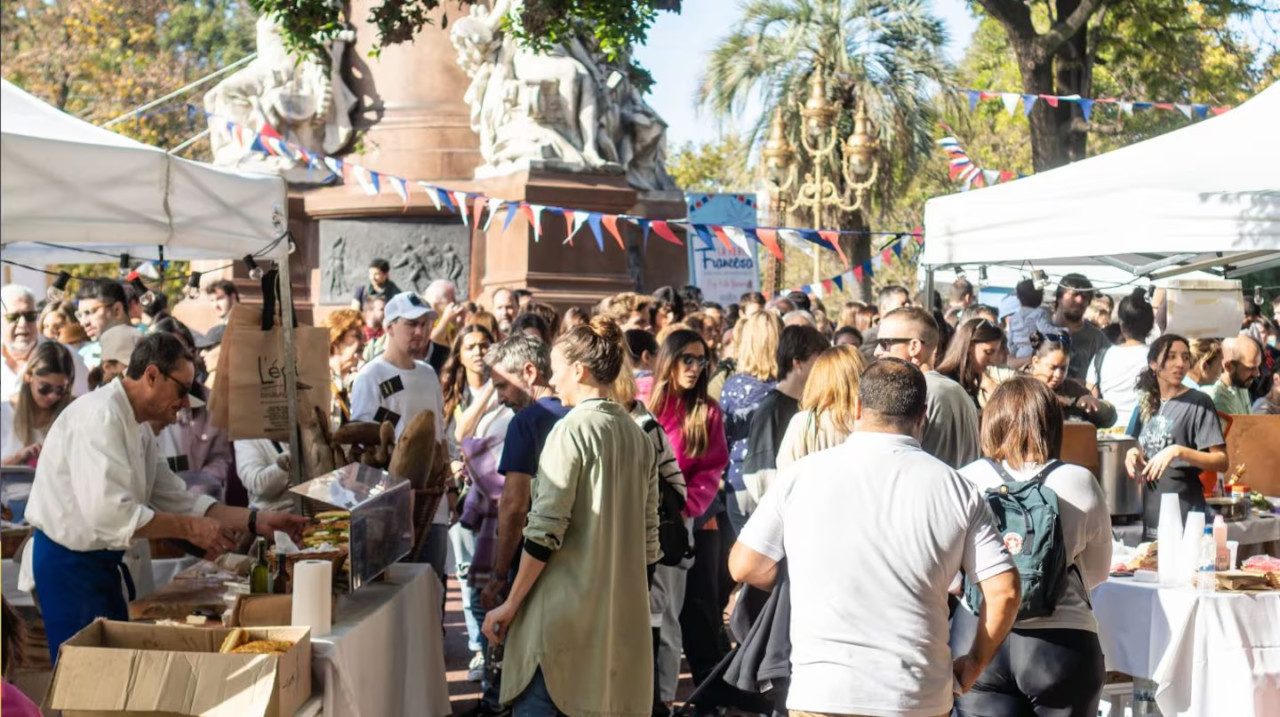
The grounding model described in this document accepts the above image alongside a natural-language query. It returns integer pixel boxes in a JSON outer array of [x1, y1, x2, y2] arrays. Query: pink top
[[654, 397, 729, 519], [3, 681, 42, 717]]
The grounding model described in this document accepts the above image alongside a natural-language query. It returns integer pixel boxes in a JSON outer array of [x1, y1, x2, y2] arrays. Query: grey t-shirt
[[922, 371, 980, 469], [1064, 322, 1108, 381], [1134, 389, 1225, 484]]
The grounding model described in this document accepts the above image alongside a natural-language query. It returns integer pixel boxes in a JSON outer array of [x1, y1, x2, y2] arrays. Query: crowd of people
[[2, 257, 1277, 717]]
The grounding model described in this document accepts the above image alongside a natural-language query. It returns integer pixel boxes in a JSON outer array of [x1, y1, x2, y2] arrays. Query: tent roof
[[922, 84, 1280, 279], [0, 79, 287, 264]]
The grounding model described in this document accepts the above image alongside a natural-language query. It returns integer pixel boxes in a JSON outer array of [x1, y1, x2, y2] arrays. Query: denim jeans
[[513, 667, 565, 717]]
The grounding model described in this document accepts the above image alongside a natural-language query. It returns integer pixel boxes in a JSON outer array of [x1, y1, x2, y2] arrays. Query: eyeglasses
[[4, 311, 38, 324], [35, 381, 68, 397], [160, 370, 193, 401], [678, 353, 709, 370], [75, 304, 105, 322], [875, 337, 915, 351]]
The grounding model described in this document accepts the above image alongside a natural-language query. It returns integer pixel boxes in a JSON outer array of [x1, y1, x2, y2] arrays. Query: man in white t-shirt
[[350, 291, 450, 575], [731, 359, 1020, 717]]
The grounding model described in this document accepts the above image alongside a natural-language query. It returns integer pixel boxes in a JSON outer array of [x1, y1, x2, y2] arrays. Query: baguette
[[219, 628, 247, 654], [390, 410, 438, 489]]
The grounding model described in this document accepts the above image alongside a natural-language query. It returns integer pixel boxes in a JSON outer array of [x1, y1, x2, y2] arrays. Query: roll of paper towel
[[291, 560, 332, 637]]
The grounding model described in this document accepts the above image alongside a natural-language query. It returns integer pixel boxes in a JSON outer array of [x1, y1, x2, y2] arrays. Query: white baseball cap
[[383, 292, 433, 324], [100, 324, 143, 365]]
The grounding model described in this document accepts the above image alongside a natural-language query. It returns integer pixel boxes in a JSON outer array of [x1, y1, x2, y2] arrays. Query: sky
[[634, 0, 980, 148]]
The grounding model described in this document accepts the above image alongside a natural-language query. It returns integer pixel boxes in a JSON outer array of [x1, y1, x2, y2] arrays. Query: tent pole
[[277, 232, 304, 513], [924, 265, 935, 312]]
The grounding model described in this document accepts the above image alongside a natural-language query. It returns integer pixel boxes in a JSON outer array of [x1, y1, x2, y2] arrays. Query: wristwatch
[[248, 508, 259, 537]]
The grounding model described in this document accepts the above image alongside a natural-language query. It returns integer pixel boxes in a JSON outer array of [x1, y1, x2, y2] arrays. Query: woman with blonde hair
[[1183, 338, 1223, 389], [324, 309, 366, 428], [777, 345, 866, 469], [719, 311, 784, 522]]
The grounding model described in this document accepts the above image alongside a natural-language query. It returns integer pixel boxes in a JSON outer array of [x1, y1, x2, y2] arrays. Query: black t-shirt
[[354, 280, 402, 309], [1065, 322, 1108, 381], [743, 389, 801, 477], [497, 397, 571, 477], [1136, 388, 1225, 538]]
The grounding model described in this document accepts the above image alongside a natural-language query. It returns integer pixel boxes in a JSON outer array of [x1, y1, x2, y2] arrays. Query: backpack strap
[[985, 458, 1061, 484]]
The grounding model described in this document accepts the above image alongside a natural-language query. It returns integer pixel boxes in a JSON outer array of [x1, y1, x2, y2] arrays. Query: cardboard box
[[47, 620, 311, 717]]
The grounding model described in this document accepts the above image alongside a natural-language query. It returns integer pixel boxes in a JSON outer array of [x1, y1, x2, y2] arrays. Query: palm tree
[[699, 0, 950, 294]]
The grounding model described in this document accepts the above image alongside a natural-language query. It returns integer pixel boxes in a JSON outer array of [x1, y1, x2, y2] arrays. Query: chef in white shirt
[[349, 291, 451, 576], [22, 332, 307, 663]]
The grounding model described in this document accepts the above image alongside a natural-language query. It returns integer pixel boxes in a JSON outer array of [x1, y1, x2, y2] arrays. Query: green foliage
[[666, 136, 755, 193], [249, 0, 658, 63], [1, 0, 256, 157]]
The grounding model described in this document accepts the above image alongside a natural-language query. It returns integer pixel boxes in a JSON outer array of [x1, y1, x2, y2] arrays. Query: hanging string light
[[128, 276, 158, 308], [186, 271, 203, 300], [117, 254, 131, 280], [47, 271, 71, 301], [243, 255, 264, 281]]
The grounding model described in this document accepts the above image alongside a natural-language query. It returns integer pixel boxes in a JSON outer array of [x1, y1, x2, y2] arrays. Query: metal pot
[[1097, 437, 1143, 518]]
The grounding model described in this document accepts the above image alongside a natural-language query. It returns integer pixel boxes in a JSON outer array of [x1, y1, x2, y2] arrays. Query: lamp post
[[762, 108, 797, 293], [773, 71, 881, 287]]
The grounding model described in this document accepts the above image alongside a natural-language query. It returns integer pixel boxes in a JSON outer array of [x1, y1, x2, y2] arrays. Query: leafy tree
[[666, 135, 755, 193], [1, 0, 256, 158], [699, 0, 950, 298]]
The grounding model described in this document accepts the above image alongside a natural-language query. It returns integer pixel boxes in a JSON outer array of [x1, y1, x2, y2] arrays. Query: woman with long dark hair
[[1124, 334, 1228, 538], [651, 286, 685, 334], [1, 342, 75, 467], [648, 329, 730, 699], [938, 318, 1006, 406], [955, 377, 1111, 717], [441, 325, 496, 422], [1024, 332, 1117, 427]]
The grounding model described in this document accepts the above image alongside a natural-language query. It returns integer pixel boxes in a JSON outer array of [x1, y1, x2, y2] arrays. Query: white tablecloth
[[1093, 578, 1280, 717], [311, 563, 450, 717], [1113, 513, 1280, 548]]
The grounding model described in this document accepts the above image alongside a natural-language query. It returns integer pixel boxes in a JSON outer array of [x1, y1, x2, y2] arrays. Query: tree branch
[[1035, 0, 1109, 61], [975, 0, 1038, 40]]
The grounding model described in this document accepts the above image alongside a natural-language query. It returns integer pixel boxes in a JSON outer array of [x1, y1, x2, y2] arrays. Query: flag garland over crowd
[[937, 126, 1028, 190], [773, 232, 924, 299], [954, 88, 1232, 121], [211, 109, 921, 268]]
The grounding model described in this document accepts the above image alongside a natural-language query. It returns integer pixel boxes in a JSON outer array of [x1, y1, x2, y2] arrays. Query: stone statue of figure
[[326, 236, 348, 297], [204, 15, 358, 184], [441, 245, 465, 287], [450, 3, 675, 191], [393, 242, 432, 294]]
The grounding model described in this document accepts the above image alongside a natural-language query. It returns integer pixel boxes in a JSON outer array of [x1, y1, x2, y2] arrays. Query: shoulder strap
[[1029, 459, 1062, 484], [984, 458, 1061, 485], [984, 457, 1017, 483]]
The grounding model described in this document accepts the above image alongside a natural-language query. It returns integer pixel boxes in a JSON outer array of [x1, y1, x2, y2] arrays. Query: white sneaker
[[467, 651, 485, 682]]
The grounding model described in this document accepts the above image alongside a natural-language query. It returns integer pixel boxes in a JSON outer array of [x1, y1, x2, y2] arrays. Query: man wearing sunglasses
[[3, 284, 90, 401], [20, 332, 307, 663], [874, 307, 979, 469], [1051, 274, 1108, 382]]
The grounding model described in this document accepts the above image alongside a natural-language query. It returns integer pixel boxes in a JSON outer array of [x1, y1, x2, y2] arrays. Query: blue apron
[[32, 530, 136, 664]]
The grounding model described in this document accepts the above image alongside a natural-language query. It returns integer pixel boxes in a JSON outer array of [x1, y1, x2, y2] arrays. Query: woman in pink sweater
[[648, 328, 730, 693]]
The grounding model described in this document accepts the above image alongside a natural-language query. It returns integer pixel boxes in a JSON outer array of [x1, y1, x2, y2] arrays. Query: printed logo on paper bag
[[372, 407, 402, 426], [378, 375, 405, 399], [1003, 533, 1024, 555]]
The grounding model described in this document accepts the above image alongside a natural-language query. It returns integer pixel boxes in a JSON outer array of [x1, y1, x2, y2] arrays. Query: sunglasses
[[1042, 332, 1073, 349], [678, 353, 709, 370], [35, 382, 68, 397], [876, 337, 914, 351], [4, 311, 38, 324], [160, 370, 194, 401]]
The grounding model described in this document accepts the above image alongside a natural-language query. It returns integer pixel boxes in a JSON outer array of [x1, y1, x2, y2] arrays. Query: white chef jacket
[[19, 379, 217, 591]]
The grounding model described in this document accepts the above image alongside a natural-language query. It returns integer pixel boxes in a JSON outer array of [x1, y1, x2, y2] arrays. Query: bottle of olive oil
[[250, 537, 271, 594]]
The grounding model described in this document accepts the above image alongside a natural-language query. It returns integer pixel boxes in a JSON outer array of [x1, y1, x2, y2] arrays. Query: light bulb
[[244, 255, 264, 281], [288, 236, 297, 255], [118, 254, 131, 280], [140, 291, 157, 308], [1254, 285, 1264, 306], [47, 271, 71, 301], [186, 271, 202, 300]]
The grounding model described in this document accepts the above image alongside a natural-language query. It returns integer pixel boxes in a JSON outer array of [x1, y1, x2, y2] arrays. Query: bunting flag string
[[937, 125, 1027, 191], [779, 232, 923, 298], [205, 106, 924, 262], [954, 88, 1230, 122]]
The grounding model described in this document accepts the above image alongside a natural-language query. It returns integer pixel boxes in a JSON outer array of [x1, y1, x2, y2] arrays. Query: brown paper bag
[[209, 304, 330, 442]]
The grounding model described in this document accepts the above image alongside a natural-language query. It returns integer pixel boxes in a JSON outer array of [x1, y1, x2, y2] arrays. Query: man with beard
[[75, 280, 131, 369], [1052, 274, 1108, 381], [21, 332, 306, 662], [491, 288, 519, 337], [2, 284, 89, 399], [1211, 335, 1262, 415]]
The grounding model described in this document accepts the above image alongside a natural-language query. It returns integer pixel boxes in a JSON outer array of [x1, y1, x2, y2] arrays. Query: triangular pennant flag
[[652, 220, 683, 246], [853, 265, 864, 282], [501, 202, 519, 235], [587, 213, 605, 252], [778, 229, 815, 258], [979, 91, 999, 100], [472, 196, 486, 228], [861, 259, 874, 278], [711, 225, 734, 252], [967, 90, 981, 111], [483, 198, 504, 231], [389, 176, 409, 206], [438, 189, 456, 213], [881, 248, 894, 265], [452, 191, 471, 225], [419, 182, 442, 211], [693, 224, 716, 250], [324, 156, 344, 178], [1211, 106, 1229, 116], [892, 241, 903, 258], [1133, 101, 1153, 111], [723, 226, 752, 255], [1119, 101, 1134, 116], [1078, 99, 1095, 121], [818, 230, 848, 267], [1022, 94, 1038, 116], [637, 218, 652, 253], [1000, 93, 1020, 115], [572, 211, 590, 240], [755, 228, 784, 262], [561, 209, 576, 241], [527, 204, 547, 242], [811, 282, 825, 300], [1175, 103, 1192, 119], [1191, 104, 1209, 119], [1040, 94, 1059, 108], [823, 279, 834, 295], [1153, 103, 1174, 111], [982, 169, 1001, 186], [602, 214, 624, 250], [832, 273, 844, 292], [352, 166, 379, 196]]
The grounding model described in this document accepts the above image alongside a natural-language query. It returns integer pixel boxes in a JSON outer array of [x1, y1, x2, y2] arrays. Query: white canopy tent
[[0, 79, 286, 264], [922, 84, 1280, 282], [0, 79, 304, 487]]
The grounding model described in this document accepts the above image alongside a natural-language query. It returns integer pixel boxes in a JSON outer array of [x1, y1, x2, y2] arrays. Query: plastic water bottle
[[1197, 525, 1216, 593]]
